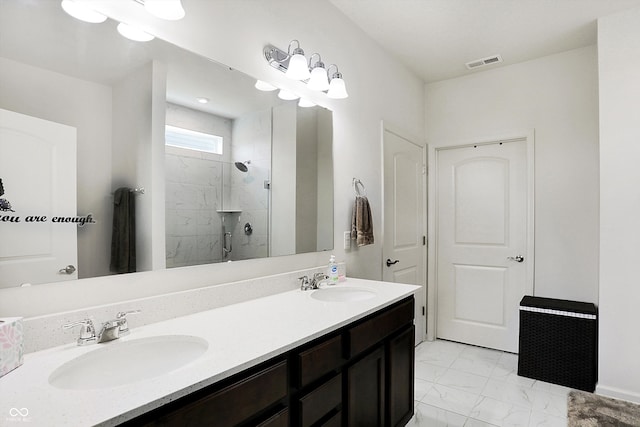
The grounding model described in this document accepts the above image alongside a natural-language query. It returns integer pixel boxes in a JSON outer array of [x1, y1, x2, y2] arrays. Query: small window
[[165, 125, 223, 155]]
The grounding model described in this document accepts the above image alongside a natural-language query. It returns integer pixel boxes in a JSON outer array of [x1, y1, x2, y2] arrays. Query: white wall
[[597, 7, 640, 403], [271, 103, 297, 256], [425, 46, 600, 304], [111, 61, 167, 273], [0, 0, 424, 316], [0, 57, 113, 281]]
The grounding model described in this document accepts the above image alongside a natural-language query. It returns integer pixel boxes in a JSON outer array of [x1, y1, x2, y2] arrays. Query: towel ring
[[353, 178, 366, 197]]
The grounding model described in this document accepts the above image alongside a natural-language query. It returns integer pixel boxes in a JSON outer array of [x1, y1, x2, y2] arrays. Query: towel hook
[[352, 178, 366, 197]]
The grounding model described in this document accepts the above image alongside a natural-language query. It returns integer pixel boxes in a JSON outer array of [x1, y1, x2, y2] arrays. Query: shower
[[234, 160, 250, 172]]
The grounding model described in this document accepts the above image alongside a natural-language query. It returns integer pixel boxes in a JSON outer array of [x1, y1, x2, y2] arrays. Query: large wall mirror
[[0, 1, 333, 288]]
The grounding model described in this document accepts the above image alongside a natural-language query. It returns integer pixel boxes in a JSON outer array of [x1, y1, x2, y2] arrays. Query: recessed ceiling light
[[117, 22, 155, 42], [197, 97, 209, 104]]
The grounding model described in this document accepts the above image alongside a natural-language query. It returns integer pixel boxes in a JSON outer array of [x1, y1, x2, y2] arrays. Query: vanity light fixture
[[264, 41, 347, 99], [117, 22, 155, 42], [285, 40, 312, 80], [326, 64, 348, 99], [254, 80, 277, 91], [307, 54, 330, 91], [60, 0, 107, 23], [143, 0, 185, 21], [277, 89, 299, 101]]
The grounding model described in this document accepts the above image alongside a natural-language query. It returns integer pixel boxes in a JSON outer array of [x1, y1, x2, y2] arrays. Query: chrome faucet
[[97, 310, 141, 343], [311, 272, 329, 289], [62, 310, 140, 346], [299, 273, 329, 291]]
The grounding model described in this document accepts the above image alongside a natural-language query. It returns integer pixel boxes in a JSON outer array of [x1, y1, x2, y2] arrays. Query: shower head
[[234, 160, 250, 172]]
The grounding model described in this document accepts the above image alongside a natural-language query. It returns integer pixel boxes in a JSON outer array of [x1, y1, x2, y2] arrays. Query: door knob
[[59, 265, 76, 274], [386, 258, 400, 267], [507, 255, 524, 263]]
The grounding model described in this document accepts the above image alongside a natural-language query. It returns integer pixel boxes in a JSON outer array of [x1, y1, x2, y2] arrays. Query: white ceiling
[[329, 0, 640, 83]]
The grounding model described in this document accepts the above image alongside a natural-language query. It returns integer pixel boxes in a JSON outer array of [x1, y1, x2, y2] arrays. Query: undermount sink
[[311, 286, 377, 302], [49, 335, 208, 390]]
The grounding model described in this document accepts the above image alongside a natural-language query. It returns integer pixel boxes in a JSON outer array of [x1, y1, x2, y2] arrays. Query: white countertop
[[0, 278, 419, 427]]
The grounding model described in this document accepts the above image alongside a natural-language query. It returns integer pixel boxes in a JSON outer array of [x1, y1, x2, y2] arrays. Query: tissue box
[[0, 317, 24, 378]]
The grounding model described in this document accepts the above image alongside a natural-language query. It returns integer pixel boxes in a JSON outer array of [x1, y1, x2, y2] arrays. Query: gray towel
[[110, 187, 136, 274], [351, 196, 374, 247]]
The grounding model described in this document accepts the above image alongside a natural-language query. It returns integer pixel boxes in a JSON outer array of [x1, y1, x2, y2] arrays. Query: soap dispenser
[[328, 255, 339, 285]]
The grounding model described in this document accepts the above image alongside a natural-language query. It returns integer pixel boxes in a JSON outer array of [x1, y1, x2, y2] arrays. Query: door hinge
[[423, 235, 426, 246], [422, 306, 425, 316], [422, 165, 427, 175]]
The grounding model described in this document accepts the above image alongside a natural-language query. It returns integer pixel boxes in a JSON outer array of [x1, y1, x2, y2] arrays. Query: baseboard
[[595, 384, 640, 404]]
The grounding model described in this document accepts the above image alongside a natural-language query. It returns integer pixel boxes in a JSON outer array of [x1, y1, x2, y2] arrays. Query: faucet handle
[[116, 310, 141, 335], [62, 318, 97, 346]]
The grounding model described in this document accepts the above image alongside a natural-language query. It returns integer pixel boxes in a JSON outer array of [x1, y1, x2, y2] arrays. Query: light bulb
[[307, 67, 330, 91], [285, 53, 311, 80], [255, 80, 277, 91], [144, 0, 185, 20], [278, 90, 299, 100], [327, 76, 348, 99], [60, 0, 107, 23], [117, 23, 155, 42]]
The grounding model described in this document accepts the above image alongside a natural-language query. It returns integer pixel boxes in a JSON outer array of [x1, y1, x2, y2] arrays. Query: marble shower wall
[[226, 108, 272, 261], [165, 105, 271, 267], [165, 148, 225, 268]]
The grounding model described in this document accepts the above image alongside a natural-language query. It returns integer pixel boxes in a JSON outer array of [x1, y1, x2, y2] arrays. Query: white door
[[0, 108, 77, 287], [383, 128, 426, 345], [435, 138, 533, 352]]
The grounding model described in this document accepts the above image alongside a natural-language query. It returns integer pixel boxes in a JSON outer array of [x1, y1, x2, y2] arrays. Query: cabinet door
[[387, 326, 415, 427], [347, 346, 385, 427]]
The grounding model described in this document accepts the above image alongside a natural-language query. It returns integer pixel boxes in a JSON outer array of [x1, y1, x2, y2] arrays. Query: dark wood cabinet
[[123, 296, 415, 427], [387, 325, 415, 427], [347, 346, 386, 427]]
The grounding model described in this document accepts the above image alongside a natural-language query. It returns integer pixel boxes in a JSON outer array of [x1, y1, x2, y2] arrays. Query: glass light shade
[[144, 0, 185, 20], [278, 89, 299, 100], [298, 98, 316, 108], [307, 67, 330, 91], [285, 54, 311, 80], [61, 0, 107, 23], [255, 80, 277, 91], [117, 23, 155, 42], [327, 77, 348, 99]]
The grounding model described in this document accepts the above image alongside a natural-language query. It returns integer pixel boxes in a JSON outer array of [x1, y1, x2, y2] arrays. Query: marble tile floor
[[408, 339, 571, 427]]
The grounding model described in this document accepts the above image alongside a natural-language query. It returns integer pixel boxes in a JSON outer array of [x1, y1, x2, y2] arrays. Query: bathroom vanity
[[0, 278, 418, 427]]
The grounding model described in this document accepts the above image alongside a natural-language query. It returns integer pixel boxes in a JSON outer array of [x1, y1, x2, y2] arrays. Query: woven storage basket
[[517, 296, 597, 392]]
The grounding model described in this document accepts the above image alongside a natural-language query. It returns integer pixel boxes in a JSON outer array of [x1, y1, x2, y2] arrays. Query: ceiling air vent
[[465, 54, 503, 70]]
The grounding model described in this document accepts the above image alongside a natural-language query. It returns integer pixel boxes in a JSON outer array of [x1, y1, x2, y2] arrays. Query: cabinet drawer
[[298, 373, 342, 427], [298, 334, 343, 388], [348, 298, 414, 358], [320, 410, 342, 427], [151, 360, 288, 427], [257, 407, 289, 427]]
